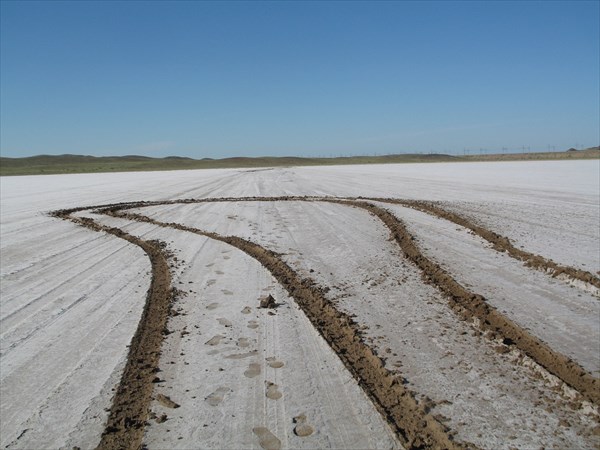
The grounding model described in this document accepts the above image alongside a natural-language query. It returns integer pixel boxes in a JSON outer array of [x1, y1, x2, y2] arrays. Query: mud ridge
[[97, 196, 599, 404], [50, 209, 174, 450], [335, 200, 600, 405], [97, 194, 600, 294], [368, 197, 600, 293], [48, 196, 599, 448], [107, 207, 469, 449]]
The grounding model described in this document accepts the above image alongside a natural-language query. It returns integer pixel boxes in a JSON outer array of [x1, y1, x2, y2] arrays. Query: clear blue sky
[[1, 1, 598, 158]]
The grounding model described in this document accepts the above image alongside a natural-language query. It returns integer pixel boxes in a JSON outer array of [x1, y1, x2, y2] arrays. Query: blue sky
[[1, 1, 598, 158]]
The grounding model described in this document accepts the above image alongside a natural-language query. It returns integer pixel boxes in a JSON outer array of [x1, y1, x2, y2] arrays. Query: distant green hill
[[0, 148, 597, 176], [0, 153, 458, 176]]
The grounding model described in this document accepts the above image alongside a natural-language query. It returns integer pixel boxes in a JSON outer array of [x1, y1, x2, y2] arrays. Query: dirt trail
[[333, 199, 600, 405], [50, 210, 174, 450], [107, 207, 466, 449], [102, 196, 599, 404], [95, 194, 600, 293], [369, 197, 600, 292], [50, 195, 599, 449]]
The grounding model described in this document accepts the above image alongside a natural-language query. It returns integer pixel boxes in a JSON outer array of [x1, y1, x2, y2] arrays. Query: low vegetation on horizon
[[1, 147, 598, 176]]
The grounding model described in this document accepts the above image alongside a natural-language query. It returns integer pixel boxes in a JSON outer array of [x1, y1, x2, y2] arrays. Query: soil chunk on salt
[[260, 294, 277, 309]]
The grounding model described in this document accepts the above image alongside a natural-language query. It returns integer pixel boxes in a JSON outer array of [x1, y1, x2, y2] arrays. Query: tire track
[[105, 206, 465, 450], [49, 196, 598, 448], [114, 197, 599, 404], [330, 199, 600, 405], [369, 197, 600, 293], [50, 210, 174, 450], [95, 193, 600, 294], [103, 197, 599, 404]]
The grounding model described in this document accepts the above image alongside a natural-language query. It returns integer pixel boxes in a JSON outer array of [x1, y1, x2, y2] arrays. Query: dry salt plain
[[1, 160, 599, 450]]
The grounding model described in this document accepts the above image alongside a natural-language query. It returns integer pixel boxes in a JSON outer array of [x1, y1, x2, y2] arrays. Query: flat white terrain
[[133, 199, 598, 449], [1, 160, 598, 449]]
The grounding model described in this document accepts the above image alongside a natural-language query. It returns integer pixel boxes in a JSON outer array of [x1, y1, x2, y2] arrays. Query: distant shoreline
[[1, 147, 598, 176]]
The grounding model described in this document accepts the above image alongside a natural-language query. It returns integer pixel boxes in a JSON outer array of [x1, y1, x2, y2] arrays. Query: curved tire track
[[331, 199, 600, 405], [112, 197, 599, 404], [50, 195, 599, 448], [50, 210, 174, 450], [369, 197, 600, 293], [106, 206, 465, 449]]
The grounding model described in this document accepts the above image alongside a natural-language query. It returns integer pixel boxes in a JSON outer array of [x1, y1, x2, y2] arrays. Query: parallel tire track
[[369, 197, 600, 292], [333, 199, 600, 405], [51, 210, 174, 450], [105, 197, 599, 404], [108, 207, 467, 450], [50, 196, 599, 449]]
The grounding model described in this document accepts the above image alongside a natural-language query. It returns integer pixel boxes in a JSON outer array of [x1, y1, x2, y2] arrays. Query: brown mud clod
[[259, 294, 278, 309], [156, 394, 180, 409]]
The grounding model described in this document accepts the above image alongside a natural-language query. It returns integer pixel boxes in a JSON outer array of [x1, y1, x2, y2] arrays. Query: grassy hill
[[462, 147, 600, 162], [1, 148, 598, 176], [0, 153, 458, 176]]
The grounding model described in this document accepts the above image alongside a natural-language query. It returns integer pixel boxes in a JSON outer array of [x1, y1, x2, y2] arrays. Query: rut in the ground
[[106, 207, 467, 449], [369, 197, 600, 291], [50, 210, 174, 450], [51, 196, 599, 449], [104, 196, 599, 405], [330, 199, 599, 405]]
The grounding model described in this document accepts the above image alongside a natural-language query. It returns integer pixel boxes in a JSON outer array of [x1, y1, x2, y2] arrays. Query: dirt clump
[[259, 294, 278, 309], [156, 394, 180, 409]]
